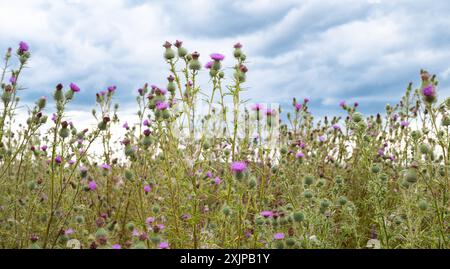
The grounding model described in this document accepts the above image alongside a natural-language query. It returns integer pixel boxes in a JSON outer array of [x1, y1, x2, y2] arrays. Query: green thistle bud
[[95, 228, 108, 239], [338, 196, 348, 206], [37, 97, 46, 109], [233, 48, 242, 58], [248, 178, 257, 188], [164, 48, 175, 60], [411, 130, 421, 140], [131, 241, 147, 249], [142, 136, 152, 148], [150, 235, 161, 244], [335, 176, 344, 184], [152, 205, 160, 214], [371, 164, 381, 174], [255, 217, 265, 225], [418, 200, 428, 211], [2, 91, 12, 103], [189, 58, 201, 71], [59, 127, 70, 139], [124, 170, 133, 181], [303, 190, 314, 199], [162, 110, 171, 119], [274, 240, 284, 249], [177, 47, 188, 58], [286, 238, 296, 247], [320, 199, 330, 209], [212, 61, 221, 71], [27, 180, 37, 191], [126, 222, 135, 231], [54, 89, 64, 102], [40, 115, 48, 124], [280, 146, 288, 155], [352, 112, 363, 123], [394, 216, 402, 225], [317, 178, 326, 187], [293, 212, 305, 222], [75, 215, 84, 224], [401, 180, 411, 189], [379, 173, 388, 181], [304, 175, 315, 186], [202, 141, 210, 150], [28, 242, 42, 249], [420, 143, 430, 155], [222, 205, 231, 216], [405, 169, 418, 183], [218, 71, 225, 78], [167, 81, 176, 93], [98, 121, 107, 131], [442, 116, 450, 127], [65, 90, 74, 100]]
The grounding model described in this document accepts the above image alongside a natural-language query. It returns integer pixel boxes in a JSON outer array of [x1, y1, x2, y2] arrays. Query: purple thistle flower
[[51, 113, 57, 123], [274, 233, 285, 240], [378, 149, 385, 156], [143, 119, 150, 126], [389, 155, 395, 161], [107, 85, 117, 92], [319, 135, 326, 142], [88, 181, 97, 191], [260, 211, 273, 218], [112, 244, 121, 249], [157, 224, 165, 230], [295, 152, 305, 158], [304, 98, 310, 103], [400, 121, 409, 127], [68, 159, 75, 165], [18, 41, 29, 53], [266, 108, 275, 116], [55, 155, 62, 164], [9, 75, 16, 85], [295, 103, 302, 111], [230, 161, 247, 173], [210, 53, 225, 61], [339, 100, 346, 107], [159, 242, 169, 249], [64, 228, 74, 235], [100, 163, 111, 170], [251, 103, 264, 111], [146, 217, 155, 224], [132, 229, 140, 237], [332, 124, 340, 130], [70, 83, 80, 92], [422, 84, 435, 97], [41, 145, 47, 151], [144, 185, 151, 193], [156, 102, 169, 111], [214, 177, 222, 185], [123, 121, 129, 130], [206, 171, 213, 178], [204, 61, 213, 69]]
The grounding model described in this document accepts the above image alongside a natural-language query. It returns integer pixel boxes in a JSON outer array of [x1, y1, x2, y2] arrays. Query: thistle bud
[[188, 52, 201, 71]]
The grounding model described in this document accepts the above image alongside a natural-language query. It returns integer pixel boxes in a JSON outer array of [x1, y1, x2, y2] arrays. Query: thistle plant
[[0, 41, 448, 249]]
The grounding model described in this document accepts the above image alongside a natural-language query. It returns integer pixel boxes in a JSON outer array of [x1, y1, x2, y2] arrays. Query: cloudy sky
[[1, 0, 450, 119]]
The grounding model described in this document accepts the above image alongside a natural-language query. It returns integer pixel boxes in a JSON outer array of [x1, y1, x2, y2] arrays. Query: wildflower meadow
[[0, 41, 449, 249]]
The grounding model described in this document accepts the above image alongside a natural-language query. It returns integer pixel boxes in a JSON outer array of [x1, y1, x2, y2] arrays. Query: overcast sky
[[1, 0, 450, 118]]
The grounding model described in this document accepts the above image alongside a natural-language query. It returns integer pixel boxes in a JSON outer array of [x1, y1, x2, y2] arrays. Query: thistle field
[[0, 41, 449, 249]]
